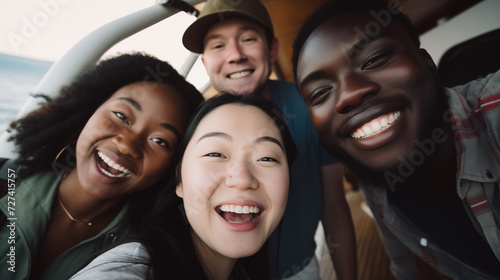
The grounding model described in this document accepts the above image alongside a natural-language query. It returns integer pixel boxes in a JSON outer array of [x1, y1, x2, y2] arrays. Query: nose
[[112, 132, 142, 159], [334, 72, 379, 114], [226, 41, 247, 63], [224, 161, 258, 190]]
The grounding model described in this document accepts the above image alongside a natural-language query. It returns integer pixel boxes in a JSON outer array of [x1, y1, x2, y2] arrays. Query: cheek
[[254, 50, 267, 63], [78, 115, 118, 149], [182, 181, 212, 221], [309, 107, 334, 134], [264, 170, 289, 213], [204, 54, 223, 72], [180, 162, 221, 213], [384, 59, 430, 90], [76, 120, 100, 162], [383, 62, 437, 113], [144, 154, 173, 182]]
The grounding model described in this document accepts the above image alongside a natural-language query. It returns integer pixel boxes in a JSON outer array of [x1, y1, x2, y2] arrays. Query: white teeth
[[371, 121, 381, 132], [363, 126, 373, 135], [380, 117, 388, 127], [228, 70, 252, 79], [388, 113, 395, 123], [219, 204, 261, 214], [352, 111, 401, 139], [97, 151, 132, 177]]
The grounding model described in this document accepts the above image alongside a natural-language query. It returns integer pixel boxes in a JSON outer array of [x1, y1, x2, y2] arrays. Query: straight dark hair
[[140, 94, 297, 279]]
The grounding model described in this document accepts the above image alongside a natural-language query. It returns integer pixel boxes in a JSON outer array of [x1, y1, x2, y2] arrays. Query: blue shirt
[[267, 80, 338, 278]]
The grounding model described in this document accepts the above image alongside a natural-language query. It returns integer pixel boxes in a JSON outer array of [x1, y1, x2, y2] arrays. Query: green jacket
[[0, 170, 133, 280]]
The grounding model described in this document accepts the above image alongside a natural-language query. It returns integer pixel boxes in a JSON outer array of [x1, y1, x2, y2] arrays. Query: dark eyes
[[258, 157, 278, 163], [205, 152, 226, 158], [113, 111, 170, 149], [203, 153, 278, 163], [310, 86, 333, 106], [307, 49, 393, 106], [362, 50, 392, 70], [151, 138, 171, 149], [211, 44, 223, 50], [113, 111, 129, 124], [242, 37, 256, 43]]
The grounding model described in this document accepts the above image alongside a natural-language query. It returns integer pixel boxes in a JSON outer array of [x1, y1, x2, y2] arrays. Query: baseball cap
[[182, 0, 274, 53]]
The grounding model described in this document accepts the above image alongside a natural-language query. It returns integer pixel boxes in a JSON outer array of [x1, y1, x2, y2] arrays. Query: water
[[0, 53, 53, 133]]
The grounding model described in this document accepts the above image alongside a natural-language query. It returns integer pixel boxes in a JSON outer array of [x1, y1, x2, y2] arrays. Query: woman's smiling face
[[75, 81, 190, 200], [176, 103, 289, 259]]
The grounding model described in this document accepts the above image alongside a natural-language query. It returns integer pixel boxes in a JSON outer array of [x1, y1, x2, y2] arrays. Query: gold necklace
[[58, 197, 93, 226]]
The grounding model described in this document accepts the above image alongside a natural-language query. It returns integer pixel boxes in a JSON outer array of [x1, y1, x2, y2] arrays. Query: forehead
[[204, 18, 267, 41], [297, 11, 411, 80], [110, 82, 180, 103], [109, 82, 188, 120], [195, 103, 280, 136]]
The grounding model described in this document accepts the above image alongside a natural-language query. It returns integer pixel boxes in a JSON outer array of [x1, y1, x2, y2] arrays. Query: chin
[[223, 244, 262, 259], [326, 146, 396, 189], [221, 233, 265, 258], [232, 90, 253, 96], [235, 85, 259, 95]]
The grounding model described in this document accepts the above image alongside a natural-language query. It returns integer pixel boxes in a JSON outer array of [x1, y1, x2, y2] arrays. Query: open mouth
[[351, 111, 401, 139], [227, 70, 253, 79], [97, 151, 133, 178], [216, 204, 262, 224]]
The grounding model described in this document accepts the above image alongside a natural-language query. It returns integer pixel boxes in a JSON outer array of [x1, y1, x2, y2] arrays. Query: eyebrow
[[257, 136, 284, 151], [299, 33, 386, 90], [197, 132, 284, 151], [299, 70, 327, 92], [118, 97, 180, 139], [118, 97, 142, 111], [161, 123, 181, 140], [204, 25, 262, 44], [197, 132, 231, 143], [348, 32, 384, 56]]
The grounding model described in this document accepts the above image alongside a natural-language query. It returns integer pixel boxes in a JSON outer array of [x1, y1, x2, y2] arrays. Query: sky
[[0, 0, 209, 88]]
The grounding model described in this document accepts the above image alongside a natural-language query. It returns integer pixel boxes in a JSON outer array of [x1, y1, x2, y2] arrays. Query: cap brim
[[182, 11, 259, 54]]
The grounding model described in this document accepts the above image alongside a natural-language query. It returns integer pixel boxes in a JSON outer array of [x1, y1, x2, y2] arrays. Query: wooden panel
[[262, 0, 325, 81]]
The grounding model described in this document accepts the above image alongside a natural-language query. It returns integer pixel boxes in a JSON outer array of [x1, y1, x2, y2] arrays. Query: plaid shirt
[[361, 70, 500, 280]]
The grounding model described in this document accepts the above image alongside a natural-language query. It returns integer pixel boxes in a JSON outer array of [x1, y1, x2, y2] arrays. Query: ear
[[419, 48, 442, 82], [270, 38, 280, 64], [176, 183, 184, 198], [419, 48, 437, 70], [201, 55, 206, 68]]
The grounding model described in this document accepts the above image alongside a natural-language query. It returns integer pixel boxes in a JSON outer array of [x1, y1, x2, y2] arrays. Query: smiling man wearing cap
[[182, 0, 357, 279]]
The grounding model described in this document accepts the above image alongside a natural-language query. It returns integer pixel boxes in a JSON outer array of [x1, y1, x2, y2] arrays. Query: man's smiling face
[[201, 18, 278, 95], [296, 12, 444, 178]]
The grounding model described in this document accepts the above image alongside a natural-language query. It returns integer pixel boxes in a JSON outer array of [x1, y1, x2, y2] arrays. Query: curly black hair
[[8, 52, 204, 177], [292, 0, 420, 81]]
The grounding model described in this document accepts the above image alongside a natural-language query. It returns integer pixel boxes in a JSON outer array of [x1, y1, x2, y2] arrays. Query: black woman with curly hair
[[0, 52, 204, 280], [70, 94, 297, 280]]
